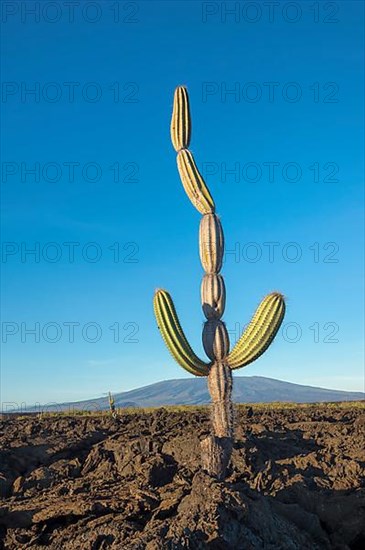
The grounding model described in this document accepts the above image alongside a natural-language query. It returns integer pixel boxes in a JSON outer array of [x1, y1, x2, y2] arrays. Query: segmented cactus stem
[[202, 320, 230, 362], [199, 213, 224, 274], [227, 292, 286, 369], [177, 149, 215, 215], [171, 86, 191, 152], [153, 289, 209, 377], [201, 274, 226, 320]]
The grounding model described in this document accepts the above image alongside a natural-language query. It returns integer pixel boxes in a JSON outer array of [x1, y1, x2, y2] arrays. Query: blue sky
[[1, 0, 364, 407]]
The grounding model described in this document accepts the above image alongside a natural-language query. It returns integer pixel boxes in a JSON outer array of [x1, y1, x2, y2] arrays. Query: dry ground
[[0, 404, 364, 549]]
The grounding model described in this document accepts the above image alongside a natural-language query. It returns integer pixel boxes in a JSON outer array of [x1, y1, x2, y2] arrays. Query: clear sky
[[1, 0, 364, 407]]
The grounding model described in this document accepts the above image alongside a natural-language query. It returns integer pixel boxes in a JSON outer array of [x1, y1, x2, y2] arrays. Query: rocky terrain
[[0, 404, 364, 549]]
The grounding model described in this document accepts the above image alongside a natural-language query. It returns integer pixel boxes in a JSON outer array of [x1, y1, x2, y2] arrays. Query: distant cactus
[[108, 391, 117, 418], [154, 86, 286, 479]]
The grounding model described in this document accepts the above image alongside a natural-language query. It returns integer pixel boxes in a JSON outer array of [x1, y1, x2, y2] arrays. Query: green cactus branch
[[227, 292, 286, 369], [153, 289, 209, 377], [153, 86, 286, 479]]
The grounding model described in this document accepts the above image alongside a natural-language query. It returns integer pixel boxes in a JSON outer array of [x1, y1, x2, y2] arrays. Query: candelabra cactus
[[153, 86, 286, 479]]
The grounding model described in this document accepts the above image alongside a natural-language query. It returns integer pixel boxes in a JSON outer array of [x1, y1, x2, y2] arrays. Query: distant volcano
[[15, 376, 365, 414]]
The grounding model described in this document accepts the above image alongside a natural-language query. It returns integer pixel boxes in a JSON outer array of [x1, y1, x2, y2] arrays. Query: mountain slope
[[21, 376, 365, 413]]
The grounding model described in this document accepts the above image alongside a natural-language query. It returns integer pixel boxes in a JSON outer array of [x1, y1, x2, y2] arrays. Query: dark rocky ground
[[0, 404, 364, 549]]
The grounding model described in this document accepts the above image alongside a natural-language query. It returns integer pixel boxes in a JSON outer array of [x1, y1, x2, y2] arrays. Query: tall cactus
[[154, 86, 286, 479]]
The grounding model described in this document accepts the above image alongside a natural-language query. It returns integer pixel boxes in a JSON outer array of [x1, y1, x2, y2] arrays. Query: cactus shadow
[[232, 425, 329, 484], [230, 426, 365, 548]]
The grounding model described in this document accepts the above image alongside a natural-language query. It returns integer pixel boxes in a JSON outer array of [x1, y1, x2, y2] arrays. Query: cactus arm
[[227, 292, 285, 369], [153, 289, 210, 377]]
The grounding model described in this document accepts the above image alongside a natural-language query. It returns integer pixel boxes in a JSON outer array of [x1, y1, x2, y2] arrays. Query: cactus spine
[[154, 86, 286, 479]]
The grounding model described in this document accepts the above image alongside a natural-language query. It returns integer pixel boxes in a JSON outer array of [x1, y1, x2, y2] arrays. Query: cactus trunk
[[197, 209, 233, 477], [201, 362, 233, 479], [207, 361, 233, 437]]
